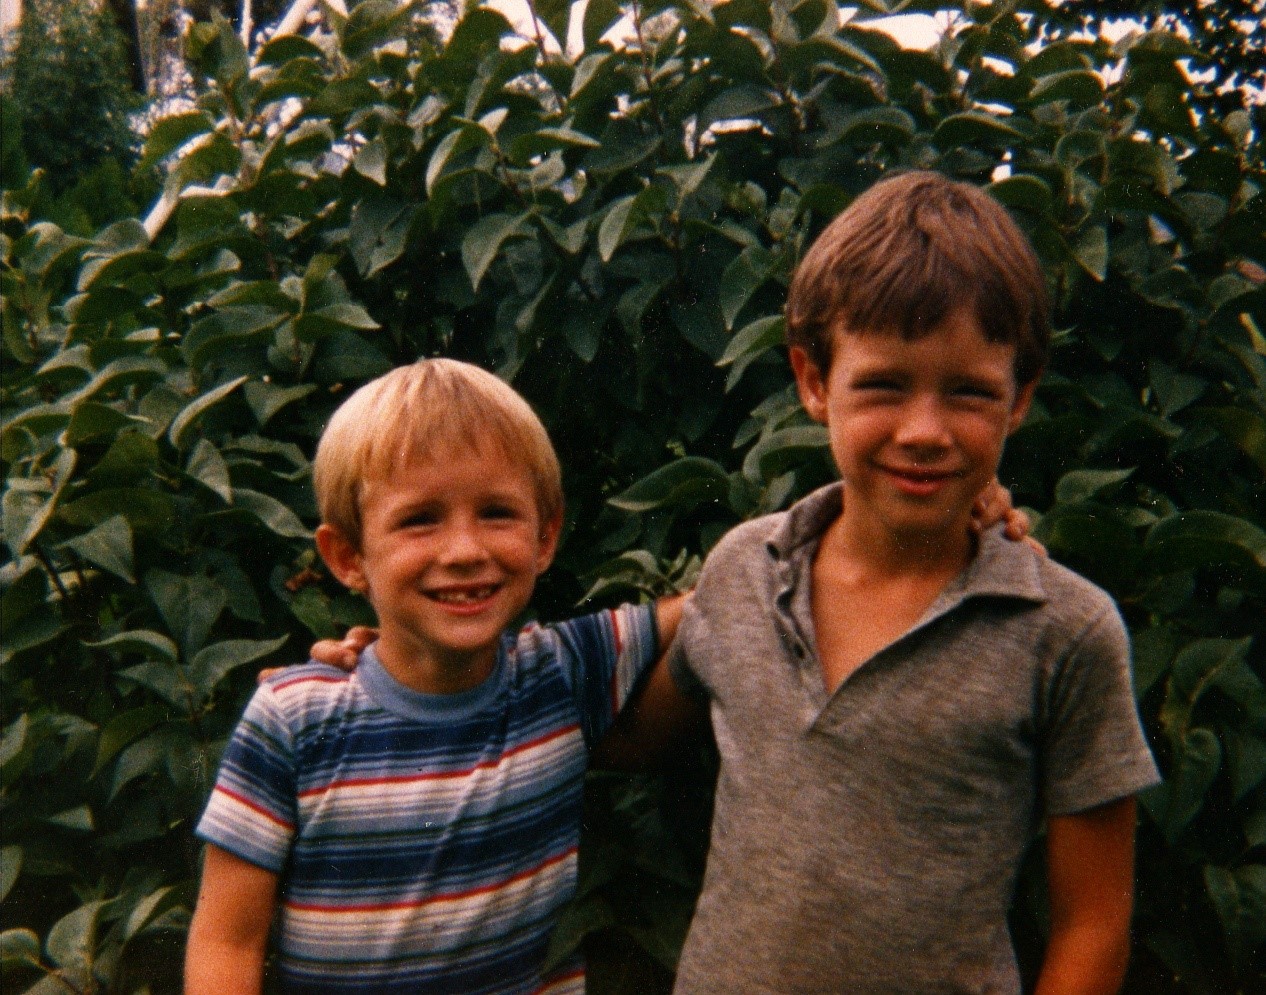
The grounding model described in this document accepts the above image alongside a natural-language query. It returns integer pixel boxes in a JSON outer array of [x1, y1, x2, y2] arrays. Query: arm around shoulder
[[1035, 797, 1137, 995], [185, 844, 279, 995], [592, 592, 708, 771]]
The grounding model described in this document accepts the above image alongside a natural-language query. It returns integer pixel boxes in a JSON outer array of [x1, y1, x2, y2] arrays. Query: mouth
[[426, 583, 501, 607], [881, 465, 960, 496]]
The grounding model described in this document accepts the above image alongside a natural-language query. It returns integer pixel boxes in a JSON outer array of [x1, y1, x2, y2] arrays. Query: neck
[[374, 638, 497, 695], [825, 508, 975, 583]]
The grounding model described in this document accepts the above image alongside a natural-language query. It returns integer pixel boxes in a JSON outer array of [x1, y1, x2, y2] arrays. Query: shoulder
[[251, 661, 357, 726], [258, 660, 354, 696], [1031, 554, 1122, 633], [698, 512, 786, 579]]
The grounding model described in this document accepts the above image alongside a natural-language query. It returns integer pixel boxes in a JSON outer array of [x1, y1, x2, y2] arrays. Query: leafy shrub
[[1, 1, 1263, 992], [0, 0, 144, 193]]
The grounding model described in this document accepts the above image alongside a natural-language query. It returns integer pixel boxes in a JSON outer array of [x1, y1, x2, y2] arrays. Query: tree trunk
[[104, 0, 146, 92]]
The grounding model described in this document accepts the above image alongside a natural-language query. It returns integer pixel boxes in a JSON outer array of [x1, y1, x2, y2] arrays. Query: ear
[[1007, 377, 1039, 434], [316, 524, 367, 593], [789, 346, 829, 424], [535, 512, 563, 575]]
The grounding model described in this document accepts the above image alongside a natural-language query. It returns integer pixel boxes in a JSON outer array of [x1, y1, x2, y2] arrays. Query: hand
[[971, 479, 1046, 554], [256, 626, 378, 683]]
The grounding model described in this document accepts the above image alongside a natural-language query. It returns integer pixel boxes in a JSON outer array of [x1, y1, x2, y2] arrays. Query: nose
[[439, 516, 490, 567], [893, 395, 952, 454]]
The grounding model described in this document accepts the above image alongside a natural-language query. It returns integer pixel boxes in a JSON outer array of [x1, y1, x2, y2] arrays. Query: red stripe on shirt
[[296, 724, 582, 799], [214, 785, 295, 830], [283, 847, 578, 913], [271, 673, 350, 693]]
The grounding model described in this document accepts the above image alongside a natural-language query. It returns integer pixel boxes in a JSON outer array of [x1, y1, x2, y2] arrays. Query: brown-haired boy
[[665, 172, 1159, 993]]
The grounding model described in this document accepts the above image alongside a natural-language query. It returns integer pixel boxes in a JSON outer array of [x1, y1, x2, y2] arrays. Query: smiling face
[[791, 309, 1036, 564], [316, 441, 560, 693]]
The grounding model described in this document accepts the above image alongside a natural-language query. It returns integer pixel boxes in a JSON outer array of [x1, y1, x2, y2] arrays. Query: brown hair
[[314, 359, 563, 547], [785, 171, 1049, 386]]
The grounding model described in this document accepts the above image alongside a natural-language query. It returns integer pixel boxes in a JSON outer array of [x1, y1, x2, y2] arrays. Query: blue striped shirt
[[197, 604, 658, 993]]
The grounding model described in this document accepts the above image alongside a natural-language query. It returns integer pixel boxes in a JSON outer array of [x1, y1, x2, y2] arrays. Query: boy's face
[[317, 442, 560, 691], [790, 309, 1036, 550]]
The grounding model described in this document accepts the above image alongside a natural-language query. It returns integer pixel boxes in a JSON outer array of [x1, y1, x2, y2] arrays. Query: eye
[[481, 502, 521, 520], [855, 377, 902, 392], [952, 382, 1003, 401], [399, 509, 440, 528]]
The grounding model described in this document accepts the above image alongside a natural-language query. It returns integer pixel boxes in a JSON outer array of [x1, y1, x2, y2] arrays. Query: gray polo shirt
[[669, 483, 1160, 995]]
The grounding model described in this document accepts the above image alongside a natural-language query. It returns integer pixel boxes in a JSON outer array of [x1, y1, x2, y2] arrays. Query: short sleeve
[[1041, 608, 1161, 816], [668, 600, 710, 703], [542, 602, 659, 748], [196, 683, 298, 872]]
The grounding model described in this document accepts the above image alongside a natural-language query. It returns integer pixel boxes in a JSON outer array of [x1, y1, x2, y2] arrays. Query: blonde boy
[[666, 173, 1160, 994], [186, 359, 681, 994]]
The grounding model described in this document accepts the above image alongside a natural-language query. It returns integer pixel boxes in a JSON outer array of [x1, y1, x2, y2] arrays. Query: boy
[[185, 359, 683, 994], [665, 172, 1160, 994]]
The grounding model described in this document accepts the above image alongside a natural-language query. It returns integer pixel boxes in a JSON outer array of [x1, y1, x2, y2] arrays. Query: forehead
[[363, 438, 538, 506], [831, 310, 1018, 380]]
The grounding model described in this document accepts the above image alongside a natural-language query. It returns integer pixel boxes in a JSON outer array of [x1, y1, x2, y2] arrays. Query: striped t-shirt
[[196, 603, 658, 994]]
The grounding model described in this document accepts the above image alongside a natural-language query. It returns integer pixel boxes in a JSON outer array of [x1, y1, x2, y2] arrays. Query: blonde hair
[[314, 359, 563, 546], [786, 171, 1049, 387]]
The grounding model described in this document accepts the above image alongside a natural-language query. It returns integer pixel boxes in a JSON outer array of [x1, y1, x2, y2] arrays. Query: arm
[[592, 593, 708, 771], [185, 844, 279, 995], [1035, 797, 1138, 995]]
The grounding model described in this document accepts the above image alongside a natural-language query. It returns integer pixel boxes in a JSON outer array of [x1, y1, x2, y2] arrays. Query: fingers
[[344, 626, 378, 651], [257, 667, 283, 684], [309, 639, 359, 670]]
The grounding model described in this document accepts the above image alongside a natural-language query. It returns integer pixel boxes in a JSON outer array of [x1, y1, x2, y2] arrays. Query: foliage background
[[2, 1, 1264, 992]]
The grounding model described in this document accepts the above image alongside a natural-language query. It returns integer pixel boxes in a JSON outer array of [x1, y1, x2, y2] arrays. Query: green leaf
[[233, 488, 312, 539], [1149, 361, 1205, 416], [168, 376, 248, 450], [583, 0, 622, 49], [46, 805, 94, 831], [0, 927, 40, 968], [0, 847, 20, 905], [2, 448, 75, 556], [720, 246, 777, 330], [610, 458, 731, 514], [63, 402, 145, 446], [1144, 512, 1266, 576], [1053, 468, 1134, 504], [91, 704, 169, 780], [146, 570, 227, 656], [462, 212, 531, 290], [1072, 225, 1108, 281], [187, 439, 233, 502], [742, 425, 830, 482], [45, 899, 103, 973], [60, 515, 134, 583], [85, 630, 179, 664], [540, 0, 577, 41], [243, 382, 316, 428], [1197, 407, 1266, 476], [1029, 69, 1104, 109], [349, 196, 412, 278], [60, 488, 174, 538], [189, 636, 289, 698], [352, 138, 388, 186], [718, 315, 785, 390], [597, 195, 638, 264], [425, 124, 488, 195], [1163, 727, 1221, 838], [987, 174, 1052, 216], [932, 112, 1026, 150]]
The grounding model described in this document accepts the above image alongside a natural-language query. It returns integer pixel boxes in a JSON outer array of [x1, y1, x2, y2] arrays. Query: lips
[[426, 583, 501, 608], [880, 465, 960, 497]]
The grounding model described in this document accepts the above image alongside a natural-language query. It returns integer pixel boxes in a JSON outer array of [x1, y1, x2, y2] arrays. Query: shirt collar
[[766, 481, 1048, 607]]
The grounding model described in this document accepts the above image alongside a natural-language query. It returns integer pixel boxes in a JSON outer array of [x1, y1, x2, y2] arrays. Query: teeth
[[432, 586, 497, 604]]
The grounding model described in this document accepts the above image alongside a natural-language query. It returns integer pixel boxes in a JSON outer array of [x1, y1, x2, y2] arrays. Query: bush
[[0, 0, 143, 193], [1, 2, 1263, 992]]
